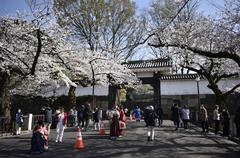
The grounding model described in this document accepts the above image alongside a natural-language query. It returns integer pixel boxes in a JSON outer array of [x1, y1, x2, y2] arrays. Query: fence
[[0, 114, 44, 136]]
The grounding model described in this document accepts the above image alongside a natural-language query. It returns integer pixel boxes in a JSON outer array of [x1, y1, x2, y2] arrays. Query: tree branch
[[148, 42, 240, 67], [223, 83, 240, 96], [30, 29, 42, 75]]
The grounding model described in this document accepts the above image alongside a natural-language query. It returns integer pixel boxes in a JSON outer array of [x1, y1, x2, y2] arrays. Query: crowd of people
[[13, 102, 240, 155]]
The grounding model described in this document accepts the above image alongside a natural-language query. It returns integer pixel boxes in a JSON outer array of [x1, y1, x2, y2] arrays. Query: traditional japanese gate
[[108, 58, 172, 109]]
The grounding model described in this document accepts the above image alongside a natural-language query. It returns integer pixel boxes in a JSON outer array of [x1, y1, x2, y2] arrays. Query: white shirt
[[213, 109, 220, 120], [181, 108, 190, 120]]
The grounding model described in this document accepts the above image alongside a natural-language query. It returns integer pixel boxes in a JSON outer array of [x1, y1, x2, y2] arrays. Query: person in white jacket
[[181, 105, 190, 129], [55, 107, 67, 143], [213, 105, 221, 135]]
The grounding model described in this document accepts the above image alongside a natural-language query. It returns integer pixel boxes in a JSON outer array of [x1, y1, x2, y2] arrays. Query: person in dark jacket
[[84, 103, 92, 131], [93, 107, 100, 131], [77, 105, 85, 129], [234, 106, 240, 138], [15, 109, 24, 135], [42, 105, 52, 135], [156, 106, 164, 127], [221, 108, 230, 137], [171, 104, 180, 130], [145, 105, 159, 141]]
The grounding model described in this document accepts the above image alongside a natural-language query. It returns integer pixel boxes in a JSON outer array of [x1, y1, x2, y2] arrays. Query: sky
[[0, 0, 225, 17]]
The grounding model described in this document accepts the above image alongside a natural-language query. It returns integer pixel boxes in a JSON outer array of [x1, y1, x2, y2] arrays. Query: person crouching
[[30, 120, 48, 155]]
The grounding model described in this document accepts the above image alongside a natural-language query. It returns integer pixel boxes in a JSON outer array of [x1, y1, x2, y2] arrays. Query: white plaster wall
[[161, 79, 240, 95], [44, 85, 109, 97], [43, 79, 239, 97]]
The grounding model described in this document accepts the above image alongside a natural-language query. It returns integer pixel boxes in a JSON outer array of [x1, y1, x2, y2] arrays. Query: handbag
[[119, 121, 126, 129]]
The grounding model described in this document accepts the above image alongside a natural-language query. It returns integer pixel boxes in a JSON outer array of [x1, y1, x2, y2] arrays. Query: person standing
[[16, 109, 24, 135], [99, 106, 103, 126], [55, 107, 67, 143], [156, 106, 164, 127], [93, 107, 100, 131], [118, 105, 126, 137], [221, 108, 230, 137], [84, 103, 92, 131], [199, 104, 209, 133], [234, 106, 240, 138], [42, 105, 52, 135], [133, 106, 141, 122], [73, 107, 78, 127], [171, 104, 180, 130], [145, 105, 158, 141], [77, 105, 85, 129], [213, 105, 221, 135], [68, 108, 75, 127], [110, 106, 120, 140], [181, 105, 190, 129]]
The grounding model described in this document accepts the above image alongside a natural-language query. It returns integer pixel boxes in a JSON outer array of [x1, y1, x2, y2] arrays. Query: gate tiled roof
[[123, 58, 172, 69], [160, 74, 202, 80]]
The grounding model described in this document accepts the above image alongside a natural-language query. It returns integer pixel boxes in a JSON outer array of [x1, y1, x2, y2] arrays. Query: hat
[[149, 105, 154, 110]]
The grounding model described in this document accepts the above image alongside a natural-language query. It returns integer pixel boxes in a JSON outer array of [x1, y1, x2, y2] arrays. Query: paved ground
[[0, 120, 239, 158]]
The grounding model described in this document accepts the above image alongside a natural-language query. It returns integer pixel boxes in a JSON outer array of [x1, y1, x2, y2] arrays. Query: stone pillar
[[28, 113, 33, 130]]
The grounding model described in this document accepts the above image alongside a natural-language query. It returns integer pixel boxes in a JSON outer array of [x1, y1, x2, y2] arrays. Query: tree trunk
[[0, 73, 11, 118], [108, 85, 120, 109], [215, 94, 227, 109], [68, 86, 76, 109]]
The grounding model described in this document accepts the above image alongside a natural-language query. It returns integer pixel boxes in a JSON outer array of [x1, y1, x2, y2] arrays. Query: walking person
[[156, 106, 164, 127], [15, 109, 24, 135], [181, 105, 190, 129], [234, 106, 240, 138], [199, 104, 209, 133], [171, 104, 180, 130], [55, 107, 67, 143], [213, 105, 221, 135], [221, 108, 230, 137], [144, 105, 158, 141], [42, 105, 52, 135]]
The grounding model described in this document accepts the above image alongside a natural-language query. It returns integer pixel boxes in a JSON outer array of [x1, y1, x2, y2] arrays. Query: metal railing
[[0, 114, 45, 136]]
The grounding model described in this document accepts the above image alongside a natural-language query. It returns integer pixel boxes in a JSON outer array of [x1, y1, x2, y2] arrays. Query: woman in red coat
[[118, 105, 126, 137]]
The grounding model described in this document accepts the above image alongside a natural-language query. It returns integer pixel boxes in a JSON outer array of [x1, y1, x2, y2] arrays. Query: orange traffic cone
[[99, 123, 106, 135], [74, 127, 85, 149]]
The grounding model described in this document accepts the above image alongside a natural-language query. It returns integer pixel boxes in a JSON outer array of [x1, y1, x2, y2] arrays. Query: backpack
[[147, 112, 157, 126]]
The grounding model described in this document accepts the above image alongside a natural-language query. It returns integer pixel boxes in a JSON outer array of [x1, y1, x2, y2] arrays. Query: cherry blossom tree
[[147, 0, 240, 107]]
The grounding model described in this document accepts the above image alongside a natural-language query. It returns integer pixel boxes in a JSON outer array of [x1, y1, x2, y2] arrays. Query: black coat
[[171, 106, 180, 122], [145, 111, 159, 127], [44, 107, 52, 123], [30, 132, 45, 154]]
